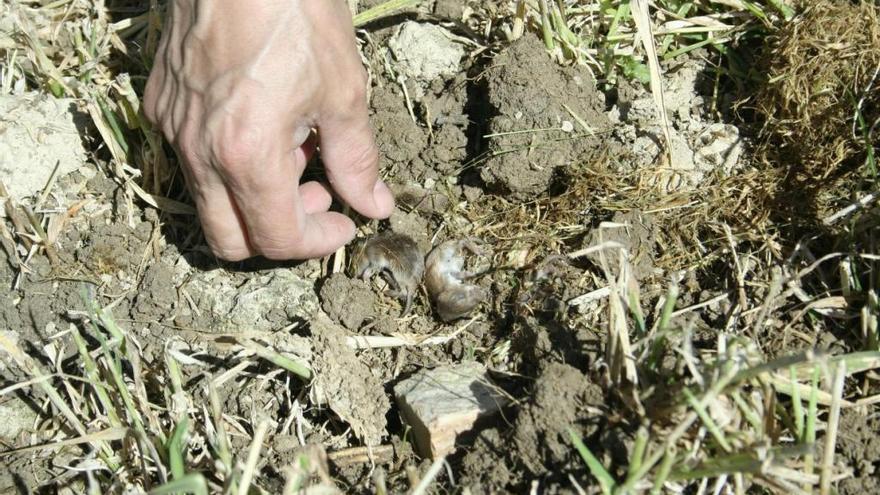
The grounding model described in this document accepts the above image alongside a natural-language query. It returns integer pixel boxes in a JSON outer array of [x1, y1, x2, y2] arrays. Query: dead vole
[[425, 239, 488, 322], [352, 232, 424, 315]]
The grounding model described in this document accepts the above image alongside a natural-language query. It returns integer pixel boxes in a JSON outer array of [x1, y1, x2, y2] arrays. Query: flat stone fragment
[[0, 92, 88, 201], [394, 362, 507, 458]]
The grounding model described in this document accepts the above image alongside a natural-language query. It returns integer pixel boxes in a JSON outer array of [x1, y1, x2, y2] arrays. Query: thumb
[[319, 113, 395, 219]]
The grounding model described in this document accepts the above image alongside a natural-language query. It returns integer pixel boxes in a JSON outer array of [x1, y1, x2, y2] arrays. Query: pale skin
[[144, 0, 395, 261]]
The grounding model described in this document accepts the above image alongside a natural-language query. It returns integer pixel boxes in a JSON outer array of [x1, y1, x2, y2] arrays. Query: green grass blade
[[149, 473, 208, 495], [683, 387, 731, 452], [650, 448, 676, 495], [168, 417, 189, 480], [790, 366, 804, 440], [626, 427, 649, 481], [668, 452, 761, 481], [538, 0, 556, 50], [803, 367, 820, 483], [70, 325, 122, 427], [568, 429, 615, 495], [96, 96, 129, 155], [246, 341, 312, 380], [627, 287, 646, 336], [730, 390, 762, 433], [767, 0, 795, 20], [656, 284, 679, 332], [663, 37, 722, 60]]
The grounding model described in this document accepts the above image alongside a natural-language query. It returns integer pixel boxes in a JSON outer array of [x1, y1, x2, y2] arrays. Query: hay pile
[[754, 1, 880, 201]]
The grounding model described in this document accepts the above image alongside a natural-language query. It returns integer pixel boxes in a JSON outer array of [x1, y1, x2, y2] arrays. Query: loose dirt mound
[[513, 363, 604, 475], [481, 35, 610, 198]]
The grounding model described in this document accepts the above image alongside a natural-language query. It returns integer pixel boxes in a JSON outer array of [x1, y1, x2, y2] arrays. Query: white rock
[[0, 330, 20, 372], [0, 330, 38, 441], [694, 123, 743, 177], [0, 396, 38, 441], [0, 92, 89, 201], [394, 362, 506, 458], [388, 22, 464, 97], [607, 58, 745, 191]]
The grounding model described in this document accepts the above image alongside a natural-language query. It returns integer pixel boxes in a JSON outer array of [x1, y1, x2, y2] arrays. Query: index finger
[[319, 113, 395, 221]]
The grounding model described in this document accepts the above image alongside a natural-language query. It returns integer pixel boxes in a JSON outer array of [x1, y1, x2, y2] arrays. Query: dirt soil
[[2, 2, 879, 493]]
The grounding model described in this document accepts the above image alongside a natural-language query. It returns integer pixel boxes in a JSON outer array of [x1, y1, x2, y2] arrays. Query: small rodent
[[352, 232, 425, 315], [425, 239, 488, 322]]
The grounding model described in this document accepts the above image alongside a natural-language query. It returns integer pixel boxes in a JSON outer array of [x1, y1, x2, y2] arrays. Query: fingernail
[[372, 180, 395, 217]]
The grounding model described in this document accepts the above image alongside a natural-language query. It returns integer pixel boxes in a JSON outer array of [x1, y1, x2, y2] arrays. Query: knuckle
[[162, 123, 175, 143], [143, 100, 157, 125], [213, 247, 249, 262], [214, 126, 268, 176], [256, 248, 290, 261], [176, 139, 201, 167], [340, 74, 368, 109], [143, 82, 158, 124]]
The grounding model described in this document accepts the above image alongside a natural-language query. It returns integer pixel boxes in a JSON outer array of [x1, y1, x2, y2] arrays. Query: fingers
[[194, 182, 254, 261], [187, 167, 336, 261], [173, 123, 338, 261], [289, 211, 358, 259], [144, 51, 173, 129], [312, 3, 394, 220], [299, 181, 333, 214], [218, 134, 356, 259], [144, 0, 385, 261], [319, 106, 395, 221], [174, 131, 254, 261]]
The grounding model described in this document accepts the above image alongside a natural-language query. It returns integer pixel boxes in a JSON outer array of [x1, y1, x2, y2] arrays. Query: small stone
[[388, 208, 431, 253], [184, 269, 319, 332], [433, 0, 465, 20], [391, 183, 450, 214], [388, 22, 464, 98], [394, 362, 506, 458], [694, 123, 743, 176], [0, 396, 38, 441]]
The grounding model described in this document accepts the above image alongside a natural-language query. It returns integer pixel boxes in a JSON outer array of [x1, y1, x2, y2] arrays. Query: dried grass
[[752, 0, 880, 217]]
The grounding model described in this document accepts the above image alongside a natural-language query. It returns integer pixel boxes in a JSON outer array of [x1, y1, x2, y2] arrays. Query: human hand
[[144, 0, 394, 260]]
